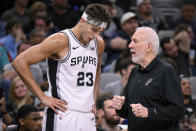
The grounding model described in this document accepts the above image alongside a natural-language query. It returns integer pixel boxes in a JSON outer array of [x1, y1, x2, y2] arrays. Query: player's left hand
[[91, 104, 97, 115], [130, 103, 148, 118]]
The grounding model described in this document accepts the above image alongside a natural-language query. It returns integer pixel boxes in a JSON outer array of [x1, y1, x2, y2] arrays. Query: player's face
[[103, 100, 120, 125], [82, 22, 104, 43]]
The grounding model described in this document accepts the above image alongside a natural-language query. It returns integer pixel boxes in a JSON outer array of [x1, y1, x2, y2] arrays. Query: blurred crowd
[[0, 0, 196, 131]]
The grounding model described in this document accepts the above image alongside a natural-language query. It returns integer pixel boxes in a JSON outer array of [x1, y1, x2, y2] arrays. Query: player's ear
[[81, 18, 86, 23]]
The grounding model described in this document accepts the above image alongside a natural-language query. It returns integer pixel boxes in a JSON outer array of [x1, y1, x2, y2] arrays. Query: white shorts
[[42, 107, 96, 131]]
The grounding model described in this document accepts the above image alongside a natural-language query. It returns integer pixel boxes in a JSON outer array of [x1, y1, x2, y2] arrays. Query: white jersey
[[47, 29, 98, 112], [43, 29, 98, 131]]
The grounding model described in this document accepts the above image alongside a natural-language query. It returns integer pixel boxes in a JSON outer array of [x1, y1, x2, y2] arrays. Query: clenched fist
[[130, 103, 148, 118], [112, 95, 125, 110]]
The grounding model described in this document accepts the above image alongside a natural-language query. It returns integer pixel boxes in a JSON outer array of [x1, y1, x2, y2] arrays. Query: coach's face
[[129, 30, 148, 65]]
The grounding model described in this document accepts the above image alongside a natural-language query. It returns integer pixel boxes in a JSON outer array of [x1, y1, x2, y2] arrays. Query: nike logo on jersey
[[90, 47, 94, 50], [91, 117, 95, 121], [72, 46, 80, 50]]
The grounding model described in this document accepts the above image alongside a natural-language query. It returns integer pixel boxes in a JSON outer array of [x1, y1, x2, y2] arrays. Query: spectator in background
[[48, 0, 80, 30], [136, 0, 167, 32], [27, 1, 47, 33], [5, 104, 42, 131], [180, 75, 196, 117], [17, 41, 31, 55], [106, 12, 138, 66], [0, 86, 13, 126], [0, 18, 26, 61], [170, 2, 196, 38], [34, 14, 59, 37], [1, 0, 29, 33], [179, 114, 190, 131], [160, 29, 191, 77], [8, 76, 34, 113], [174, 24, 195, 52], [29, 28, 46, 46], [0, 45, 9, 75], [35, 102, 45, 127], [102, 56, 136, 96], [28, 1, 47, 23], [96, 94, 122, 131]]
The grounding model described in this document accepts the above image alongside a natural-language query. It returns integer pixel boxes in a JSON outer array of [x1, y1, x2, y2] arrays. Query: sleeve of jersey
[[148, 66, 185, 120]]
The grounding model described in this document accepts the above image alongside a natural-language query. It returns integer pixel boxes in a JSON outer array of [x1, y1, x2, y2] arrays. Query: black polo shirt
[[116, 56, 185, 131]]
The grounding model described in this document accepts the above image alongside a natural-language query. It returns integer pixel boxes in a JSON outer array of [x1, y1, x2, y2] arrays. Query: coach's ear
[[146, 42, 153, 53]]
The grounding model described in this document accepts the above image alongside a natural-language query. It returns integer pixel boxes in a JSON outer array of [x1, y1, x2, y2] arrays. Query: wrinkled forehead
[[132, 30, 147, 40]]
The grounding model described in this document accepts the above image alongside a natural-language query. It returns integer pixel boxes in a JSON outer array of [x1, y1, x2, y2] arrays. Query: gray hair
[[136, 27, 160, 55]]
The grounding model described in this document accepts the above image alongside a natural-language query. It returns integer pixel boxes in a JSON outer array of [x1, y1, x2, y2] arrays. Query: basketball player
[[12, 4, 112, 131]]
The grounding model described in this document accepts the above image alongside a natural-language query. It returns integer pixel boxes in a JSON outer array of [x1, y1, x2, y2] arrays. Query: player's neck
[[71, 27, 87, 46]]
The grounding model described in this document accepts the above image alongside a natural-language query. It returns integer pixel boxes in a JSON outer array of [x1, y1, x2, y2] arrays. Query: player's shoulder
[[95, 35, 105, 52], [48, 32, 68, 42], [96, 35, 104, 45], [41, 32, 69, 49]]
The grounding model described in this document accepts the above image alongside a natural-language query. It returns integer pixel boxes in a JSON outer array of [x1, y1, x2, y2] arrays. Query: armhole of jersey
[[59, 32, 71, 63], [94, 38, 98, 57]]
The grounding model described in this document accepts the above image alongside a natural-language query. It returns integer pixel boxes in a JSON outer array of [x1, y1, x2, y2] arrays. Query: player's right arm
[[12, 33, 68, 114]]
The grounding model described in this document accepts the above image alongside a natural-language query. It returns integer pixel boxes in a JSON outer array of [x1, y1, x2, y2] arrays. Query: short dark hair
[[6, 18, 21, 32], [17, 40, 31, 52], [35, 14, 52, 26], [30, 28, 44, 38], [160, 37, 171, 50], [96, 93, 113, 109], [84, 3, 112, 29], [17, 105, 38, 124]]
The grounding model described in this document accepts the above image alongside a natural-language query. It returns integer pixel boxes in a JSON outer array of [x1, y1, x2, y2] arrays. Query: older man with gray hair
[[112, 27, 184, 131]]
